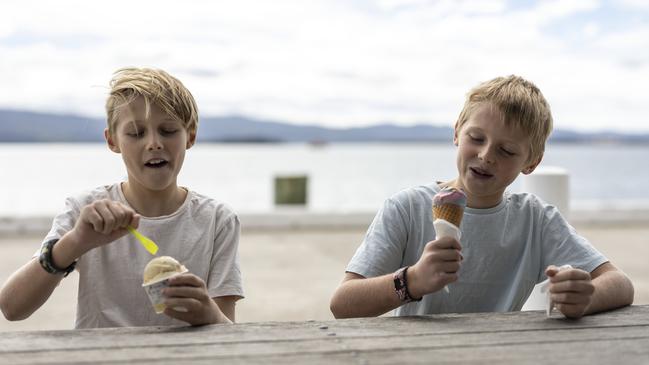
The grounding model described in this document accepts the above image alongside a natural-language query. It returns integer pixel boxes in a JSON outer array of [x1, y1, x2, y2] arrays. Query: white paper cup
[[142, 268, 188, 314]]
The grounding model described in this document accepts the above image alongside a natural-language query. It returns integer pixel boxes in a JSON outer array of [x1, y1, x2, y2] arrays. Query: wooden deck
[[1, 305, 648, 364]]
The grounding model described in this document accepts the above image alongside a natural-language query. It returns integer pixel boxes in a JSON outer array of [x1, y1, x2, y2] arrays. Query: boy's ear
[[522, 153, 543, 175], [186, 131, 197, 149], [104, 128, 120, 153], [453, 128, 459, 146]]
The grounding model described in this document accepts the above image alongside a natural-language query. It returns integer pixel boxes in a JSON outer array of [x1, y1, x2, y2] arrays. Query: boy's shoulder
[[505, 191, 551, 212], [389, 182, 441, 206], [65, 184, 121, 208], [184, 189, 238, 221]]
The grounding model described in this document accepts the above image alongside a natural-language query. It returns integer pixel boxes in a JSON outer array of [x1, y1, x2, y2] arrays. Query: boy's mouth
[[144, 158, 169, 168], [470, 167, 493, 179]]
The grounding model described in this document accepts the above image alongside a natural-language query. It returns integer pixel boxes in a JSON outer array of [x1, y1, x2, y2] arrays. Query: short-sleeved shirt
[[346, 183, 607, 316], [41, 183, 244, 328]]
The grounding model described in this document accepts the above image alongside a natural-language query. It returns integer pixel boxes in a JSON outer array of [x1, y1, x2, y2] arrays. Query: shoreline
[[2, 208, 649, 235]]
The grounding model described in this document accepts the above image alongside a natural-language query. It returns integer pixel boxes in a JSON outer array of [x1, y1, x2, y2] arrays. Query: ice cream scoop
[[432, 186, 467, 293], [143, 256, 187, 285]]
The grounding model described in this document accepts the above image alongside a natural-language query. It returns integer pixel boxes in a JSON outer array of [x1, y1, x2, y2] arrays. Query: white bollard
[[521, 166, 570, 218], [520, 166, 570, 311]]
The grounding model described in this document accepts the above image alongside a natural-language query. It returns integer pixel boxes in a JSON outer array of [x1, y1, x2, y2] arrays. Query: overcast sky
[[1, 0, 648, 132]]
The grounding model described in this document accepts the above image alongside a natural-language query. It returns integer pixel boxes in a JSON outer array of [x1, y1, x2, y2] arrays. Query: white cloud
[[0, 0, 647, 132]]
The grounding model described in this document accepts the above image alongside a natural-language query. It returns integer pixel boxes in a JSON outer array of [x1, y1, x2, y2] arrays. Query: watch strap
[[39, 238, 77, 277], [393, 266, 421, 303]]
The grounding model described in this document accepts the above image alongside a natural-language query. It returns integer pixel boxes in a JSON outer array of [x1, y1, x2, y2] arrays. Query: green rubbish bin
[[274, 175, 308, 205]]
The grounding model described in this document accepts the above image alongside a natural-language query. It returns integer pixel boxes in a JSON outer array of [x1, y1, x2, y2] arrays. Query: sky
[[0, 0, 648, 133]]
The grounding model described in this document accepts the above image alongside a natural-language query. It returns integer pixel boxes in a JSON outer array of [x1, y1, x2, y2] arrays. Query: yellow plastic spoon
[[127, 226, 158, 255]]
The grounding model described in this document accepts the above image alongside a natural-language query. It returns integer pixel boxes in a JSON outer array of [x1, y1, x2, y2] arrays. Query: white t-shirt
[[41, 183, 244, 328], [347, 182, 607, 316]]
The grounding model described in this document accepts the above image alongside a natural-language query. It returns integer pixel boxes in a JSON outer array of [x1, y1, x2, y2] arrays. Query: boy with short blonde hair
[[331, 75, 633, 319], [0, 67, 243, 328]]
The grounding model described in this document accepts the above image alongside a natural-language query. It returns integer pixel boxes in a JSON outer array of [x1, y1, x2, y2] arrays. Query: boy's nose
[[146, 135, 163, 150], [478, 146, 495, 163]]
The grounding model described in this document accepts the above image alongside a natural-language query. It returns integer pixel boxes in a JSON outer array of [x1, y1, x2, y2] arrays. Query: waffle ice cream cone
[[433, 204, 464, 227], [432, 187, 467, 228]]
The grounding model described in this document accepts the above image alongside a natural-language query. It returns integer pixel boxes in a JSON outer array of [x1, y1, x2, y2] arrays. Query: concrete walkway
[[1, 222, 647, 332]]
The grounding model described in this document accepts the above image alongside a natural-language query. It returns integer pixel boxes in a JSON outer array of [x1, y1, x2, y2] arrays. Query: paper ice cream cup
[[142, 268, 188, 314]]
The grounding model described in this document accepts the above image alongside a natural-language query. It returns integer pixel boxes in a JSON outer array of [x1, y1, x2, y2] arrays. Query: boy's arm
[[586, 262, 634, 314], [330, 272, 404, 318], [547, 262, 634, 319], [331, 237, 462, 318], [215, 296, 237, 322], [0, 231, 87, 321], [0, 199, 138, 321]]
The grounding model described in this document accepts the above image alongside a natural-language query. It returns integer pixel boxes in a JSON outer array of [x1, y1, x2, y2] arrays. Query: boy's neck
[[120, 181, 187, 217]]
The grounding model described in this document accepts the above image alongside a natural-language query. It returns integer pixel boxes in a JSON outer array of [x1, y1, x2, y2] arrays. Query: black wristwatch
[[39, 238, 77, 277]]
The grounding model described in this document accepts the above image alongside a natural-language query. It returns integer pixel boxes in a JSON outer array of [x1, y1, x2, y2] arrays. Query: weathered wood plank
[[1, 305, 647, 353], [1, 321, 647, 364], [0, 305, 646, 364]]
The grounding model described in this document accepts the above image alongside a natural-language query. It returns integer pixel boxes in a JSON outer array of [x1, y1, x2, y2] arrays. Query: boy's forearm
[[0, 259, 63, 321], [0, 232, 85, 321], [51, 230, 87, 269], [330, 274, 403, 318], [585, 270, 634, 315]]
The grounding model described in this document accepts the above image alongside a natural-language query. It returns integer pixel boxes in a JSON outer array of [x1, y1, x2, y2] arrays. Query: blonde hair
[[105, 67, 198, 135], [455, 75, 553, 163]]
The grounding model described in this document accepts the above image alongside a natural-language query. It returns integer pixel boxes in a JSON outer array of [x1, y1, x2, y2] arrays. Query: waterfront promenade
[[0, 215, 647, 332]]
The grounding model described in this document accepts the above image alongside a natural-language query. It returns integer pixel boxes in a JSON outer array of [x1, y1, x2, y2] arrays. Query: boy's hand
[[162, 273, 230, 325], [408, 236, 463, 298], [545, 265, 594, 319], [70, 199, 140, 253]]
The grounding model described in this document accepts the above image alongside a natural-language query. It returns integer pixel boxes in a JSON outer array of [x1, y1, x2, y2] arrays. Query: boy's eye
[[127, 131, 144, 138], [501, 148, 515, 156], [161, 129, 178, 135], [468, 134, 483, 142]]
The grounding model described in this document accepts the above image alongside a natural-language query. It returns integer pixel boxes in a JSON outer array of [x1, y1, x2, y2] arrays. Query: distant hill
[[0, 109, 647, 144]]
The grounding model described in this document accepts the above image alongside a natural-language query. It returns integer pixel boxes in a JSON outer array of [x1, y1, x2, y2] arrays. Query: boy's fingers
[[163, 298, 202, 318], [551, 292, 591, 305], [164, 286, 205, 299], [95, 203, 116, 234], [439, 272, 459, 285], [550, 280, 594, 295], [438, 261, 461, 274], [433, 249, 463, 262], [130, 214, 140, 229], [431, 237, 462, 250], [545, 265, 559, 276], [108, 201, 129, 227], [167, 273, 205, 288], [85, 208, 104, 232], [550, 269, 590, 283]]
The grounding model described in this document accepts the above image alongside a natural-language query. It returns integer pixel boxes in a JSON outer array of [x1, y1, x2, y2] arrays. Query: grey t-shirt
[[41, 183, 244, 328], [347, 183, 607, 315]]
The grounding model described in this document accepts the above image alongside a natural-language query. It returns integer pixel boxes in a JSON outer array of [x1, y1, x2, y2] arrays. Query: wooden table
[[1, 305, 648, 364]]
